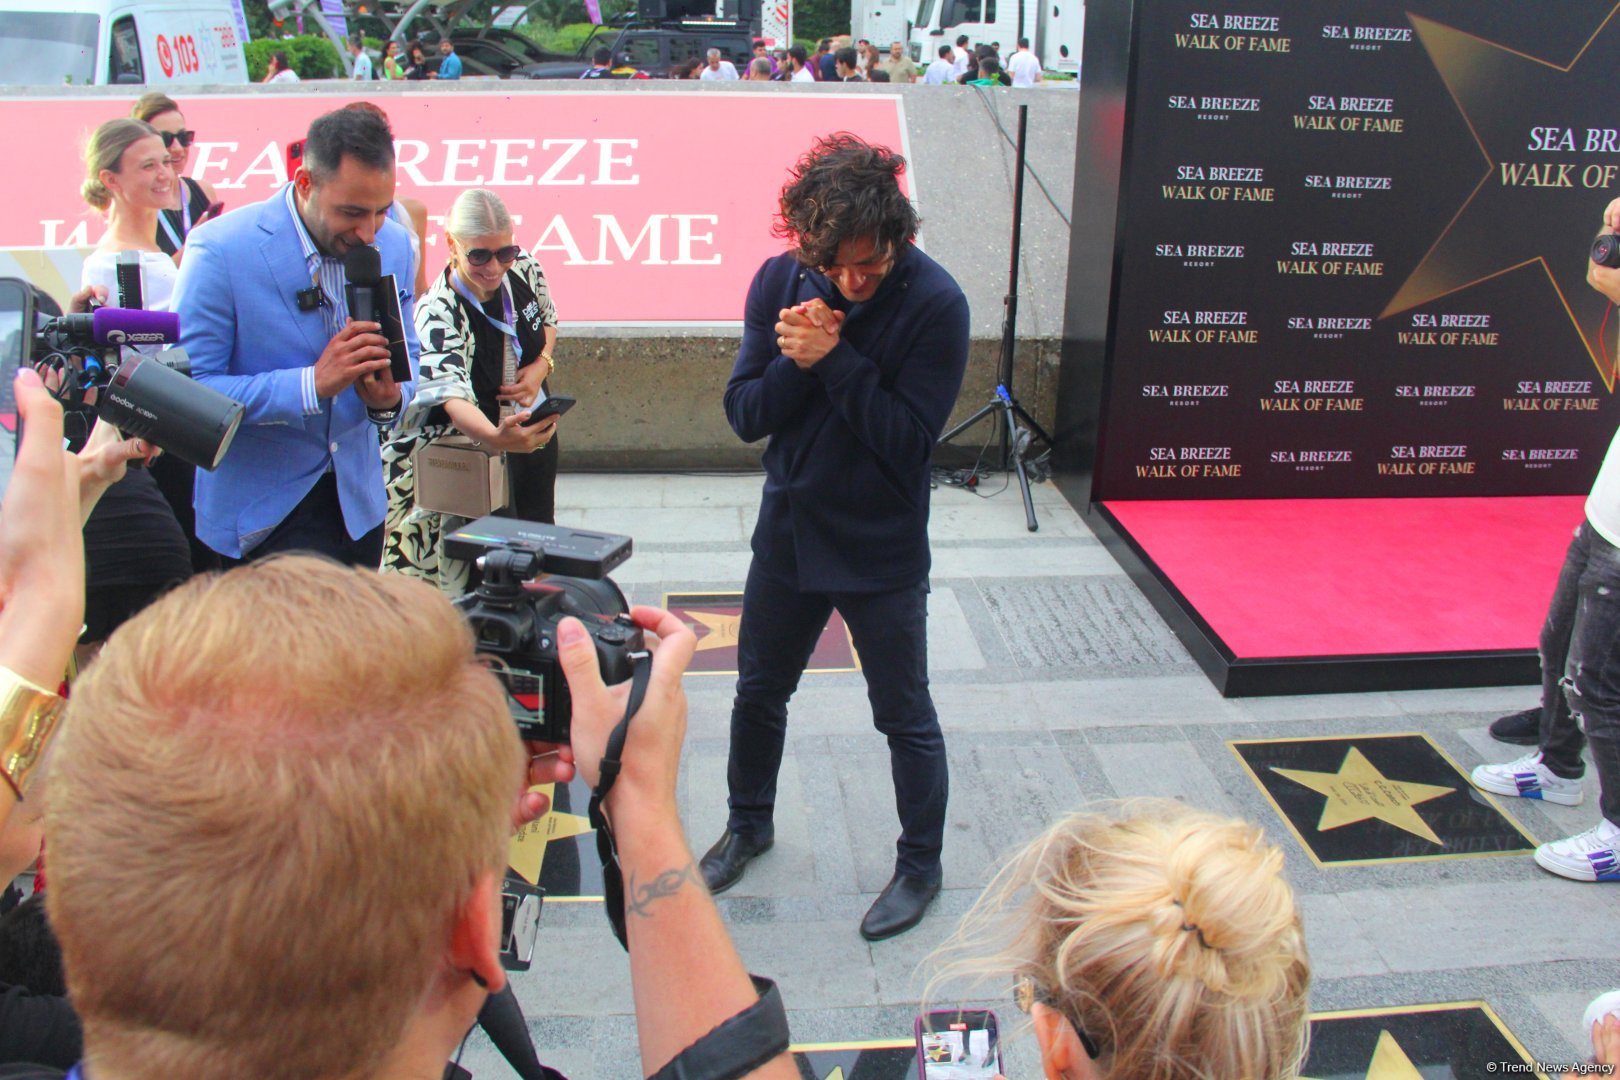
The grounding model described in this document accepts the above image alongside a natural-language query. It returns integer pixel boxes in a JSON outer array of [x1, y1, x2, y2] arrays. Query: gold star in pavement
[[689, 609, 743, 653], [1273, 747, 1455, 846], [508, 783, 594, 885], [1303, 1029, 1423, 1080]]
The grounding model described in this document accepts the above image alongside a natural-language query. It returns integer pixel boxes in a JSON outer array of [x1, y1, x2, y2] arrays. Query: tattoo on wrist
[[626, 861, 699, 918]]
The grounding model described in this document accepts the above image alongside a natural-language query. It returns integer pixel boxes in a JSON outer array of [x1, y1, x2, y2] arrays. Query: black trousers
[[502, 435, 559, 525], [222, 473, 384, 570], [726, 560, 947, 879]]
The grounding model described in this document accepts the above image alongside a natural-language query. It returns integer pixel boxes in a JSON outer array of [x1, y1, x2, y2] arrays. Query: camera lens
[[1592, 233, 1620, 269]]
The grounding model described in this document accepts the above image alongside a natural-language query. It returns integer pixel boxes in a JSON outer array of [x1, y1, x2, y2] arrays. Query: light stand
[[937, 104, 1053, 533]]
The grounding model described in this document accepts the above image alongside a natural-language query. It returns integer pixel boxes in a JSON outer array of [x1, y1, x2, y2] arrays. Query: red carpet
[[1103, 497, 1586, 659]]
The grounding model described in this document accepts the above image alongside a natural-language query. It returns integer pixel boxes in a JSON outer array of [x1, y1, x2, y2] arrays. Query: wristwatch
[[0, 667, 65, 799]]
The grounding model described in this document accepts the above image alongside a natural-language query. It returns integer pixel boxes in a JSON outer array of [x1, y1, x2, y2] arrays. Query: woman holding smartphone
[[129, 93, 220, 260], [382, 187, 562, 591]]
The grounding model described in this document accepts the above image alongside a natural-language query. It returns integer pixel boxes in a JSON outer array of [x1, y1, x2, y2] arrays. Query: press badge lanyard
[[156, 193, 192, 251], [450, 269, 520, 344]]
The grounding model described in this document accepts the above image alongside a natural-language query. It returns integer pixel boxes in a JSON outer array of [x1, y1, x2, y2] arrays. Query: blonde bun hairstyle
[[928, 800, 1311, 1080], [82, 118, 160, 211]]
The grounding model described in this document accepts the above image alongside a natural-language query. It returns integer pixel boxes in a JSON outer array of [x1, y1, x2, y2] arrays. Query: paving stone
[[1090, 741, 1241, 817], [926, 586, 987, 671], [1344, 881, 1618, 973], [978, 577, 1191, 671]]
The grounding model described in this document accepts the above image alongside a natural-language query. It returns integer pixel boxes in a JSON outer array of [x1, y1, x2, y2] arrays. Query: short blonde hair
[[929, 801, 1310, 1080], [46, 556, 524, 1080], [81, 118, 160, 211], [445, 187, 512, 244]]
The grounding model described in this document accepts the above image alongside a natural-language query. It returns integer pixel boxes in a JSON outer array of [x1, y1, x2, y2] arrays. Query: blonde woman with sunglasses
[[927, 800, 1311, 1080], [382, 188, 561, 591], [130, 93, 219, 260]]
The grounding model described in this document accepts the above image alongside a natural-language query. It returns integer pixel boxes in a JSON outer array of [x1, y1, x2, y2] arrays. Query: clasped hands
[[775, 299, 844, 369]]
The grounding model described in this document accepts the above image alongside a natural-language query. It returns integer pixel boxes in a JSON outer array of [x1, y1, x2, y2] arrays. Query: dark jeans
[[1538, 521, 1620, 825], [222, 473, 384, 570], [726, 560, 947, 879]]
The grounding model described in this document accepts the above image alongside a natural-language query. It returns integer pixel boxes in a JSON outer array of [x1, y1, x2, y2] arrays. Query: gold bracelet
[[540, 352, 555, 374], [0, 667, 65, 799]]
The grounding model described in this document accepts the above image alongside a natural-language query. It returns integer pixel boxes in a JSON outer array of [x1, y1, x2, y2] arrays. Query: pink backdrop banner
[[4, 92, 909, 324]]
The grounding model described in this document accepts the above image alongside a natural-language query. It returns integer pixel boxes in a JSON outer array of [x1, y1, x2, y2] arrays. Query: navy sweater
[[725, 246, 970, 593]]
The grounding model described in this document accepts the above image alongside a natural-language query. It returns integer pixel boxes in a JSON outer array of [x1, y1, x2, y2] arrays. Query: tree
[[792, 0, 850, 44]]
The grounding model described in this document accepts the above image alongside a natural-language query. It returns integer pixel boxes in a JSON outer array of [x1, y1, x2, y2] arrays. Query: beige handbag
[[412, 436, 510, 518]]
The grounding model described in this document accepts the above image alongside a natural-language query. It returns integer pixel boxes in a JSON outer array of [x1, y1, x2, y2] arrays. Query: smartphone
[[521, 394, 577, 426], [201, 201, 226, 222], [285, 137, 305, 181], [916, 1009, 1002, 1079]]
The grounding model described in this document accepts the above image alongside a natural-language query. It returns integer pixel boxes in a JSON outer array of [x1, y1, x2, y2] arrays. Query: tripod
[[937, 104, 1053, 533]]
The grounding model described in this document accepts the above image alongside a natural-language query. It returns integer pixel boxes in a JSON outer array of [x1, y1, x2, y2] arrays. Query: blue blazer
[[173, 189, 419, 558]]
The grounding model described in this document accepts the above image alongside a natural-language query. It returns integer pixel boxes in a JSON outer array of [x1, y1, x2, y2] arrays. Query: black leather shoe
[[699, 830, 773, 894], [1490, 706, 1542, 746], [860, 873, 941, 941]]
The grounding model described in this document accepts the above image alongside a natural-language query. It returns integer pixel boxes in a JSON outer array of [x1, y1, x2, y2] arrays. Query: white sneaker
[[1534, 818, 1620, 882], [1470, 751, 1585, 806], [1583, 989, 1620, 1056]]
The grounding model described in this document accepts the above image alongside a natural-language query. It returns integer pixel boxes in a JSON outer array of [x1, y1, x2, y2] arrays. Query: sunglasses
[[159, 129, 196, 149], [1014, 977, 1100, 1059], [464, 244, 521, 267]]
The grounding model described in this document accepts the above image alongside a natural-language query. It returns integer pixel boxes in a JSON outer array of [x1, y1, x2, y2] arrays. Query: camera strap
[[645, 976, 790, 1080], [586, 649, 654, 950]]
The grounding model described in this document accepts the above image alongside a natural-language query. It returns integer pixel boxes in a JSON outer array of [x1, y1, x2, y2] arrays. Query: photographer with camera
[[1468, 197, 1620, 882], [0, 393, 795, 1080], [172, 105, 416, 568], [6, 555, 795, 1080], [382, 188, 562, 593]]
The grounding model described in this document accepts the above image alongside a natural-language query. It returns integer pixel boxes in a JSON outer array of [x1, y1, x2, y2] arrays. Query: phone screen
[[918, 1009, 1001, 1079]]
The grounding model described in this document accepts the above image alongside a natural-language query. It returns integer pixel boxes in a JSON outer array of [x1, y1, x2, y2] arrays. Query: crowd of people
[[0, 83, 1614, 1080], [261, 28, 1047, 85]]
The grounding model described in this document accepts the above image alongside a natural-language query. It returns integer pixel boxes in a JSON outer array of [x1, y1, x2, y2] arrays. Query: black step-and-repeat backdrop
[[1094, 2, 1620, 499]]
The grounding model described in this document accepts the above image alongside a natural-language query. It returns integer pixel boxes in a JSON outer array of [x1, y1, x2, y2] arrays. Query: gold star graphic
[[1303, 1029, 1423, 1080], [507, 783, 594, 885], [1383, 7, 1620, 387], [819, 1070, 845, 1080], [689, 609, 743, 653], [1272, 747, 1455, 846]]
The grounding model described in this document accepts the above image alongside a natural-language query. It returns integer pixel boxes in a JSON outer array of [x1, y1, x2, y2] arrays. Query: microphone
[[344, 245, 381, 325], [43, 307, 182, 346], [93, 306, 179, 344]]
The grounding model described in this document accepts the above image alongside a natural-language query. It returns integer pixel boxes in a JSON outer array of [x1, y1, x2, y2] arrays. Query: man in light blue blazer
[[173, 106, 418, 567]]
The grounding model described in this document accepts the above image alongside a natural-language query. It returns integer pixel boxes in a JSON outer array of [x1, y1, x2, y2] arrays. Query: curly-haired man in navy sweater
[[700, 135, 970, 940]]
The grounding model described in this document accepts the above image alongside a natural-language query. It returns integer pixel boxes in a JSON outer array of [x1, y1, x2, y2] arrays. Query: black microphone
[[343, 245, 381, 325]]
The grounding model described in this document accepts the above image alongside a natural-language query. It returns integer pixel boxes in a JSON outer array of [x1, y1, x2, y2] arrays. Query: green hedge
[[244, 34, 344, 81], [516, 20, 605, 56]]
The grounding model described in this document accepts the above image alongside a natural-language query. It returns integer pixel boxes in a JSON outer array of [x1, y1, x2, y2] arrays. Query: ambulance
[[0, 0, 250, 86]]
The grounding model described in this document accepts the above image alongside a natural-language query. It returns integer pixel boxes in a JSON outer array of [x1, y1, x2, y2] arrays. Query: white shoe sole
[[1471, 769, 1584, 806]]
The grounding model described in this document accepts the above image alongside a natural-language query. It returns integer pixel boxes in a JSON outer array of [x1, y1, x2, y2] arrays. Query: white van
[[0, 0, 249, 86]]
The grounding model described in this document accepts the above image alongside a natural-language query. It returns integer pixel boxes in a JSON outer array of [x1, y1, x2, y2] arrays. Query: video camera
[[447, 514, 646, 745], [0, 277, 244, 471]]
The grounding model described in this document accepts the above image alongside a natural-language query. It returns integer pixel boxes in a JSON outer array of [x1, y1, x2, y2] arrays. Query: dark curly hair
[[774, 134, 920, 269]]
